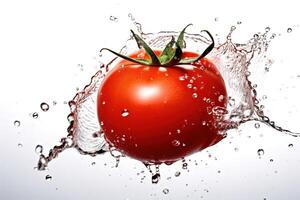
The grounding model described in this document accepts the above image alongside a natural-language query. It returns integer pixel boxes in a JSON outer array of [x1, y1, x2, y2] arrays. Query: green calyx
[[100, 24, 215, 67]]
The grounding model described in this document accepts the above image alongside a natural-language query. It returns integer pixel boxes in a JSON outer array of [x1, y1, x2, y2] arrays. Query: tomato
[[97, 26, 227, 164]]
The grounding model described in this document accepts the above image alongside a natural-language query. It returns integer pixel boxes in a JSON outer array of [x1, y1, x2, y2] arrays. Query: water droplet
[[92, 131, 100, 138], [234, 147, 239, 152], [237, 21, 242, 25], [264, 67, 270, 72], [253, 34, 259, 39], [254, 123, 260, 129], [265, 27, 270, 32], [162, 188, 169, 194], [270, 33, 276, 39], [228, 97, 235, 106], [175, 171, 181, 177], [218, 95, 224, 102], [32, 112, 39, 119], [257, 149, 264, 156], [17, 143, 23, 148], [14, 120, 20, 127], [192, 93, 198, 99], [109, 15, 118, 22], [288, 143, 293, 148], [52, 101, 57, 106], [91, 162, 96, 166], [35, 145, 43, 155], [179, 76, 185, 81], [212, 106, 228, 117], [214, 17, 219, 22], [182, 162, 188, 170], [270, 159, 274, 162], [217, 170, 221, 173], [176, 129, 181, 134], [40, 102, 49, 112], [37, 155, 47, 170], [45, 175, 52, 181], [172, 140, 180, 147], [287, 28, 292, 33], [187, 84, 192, 89], [121, 109, 129, 117], [128, 13, 134, 20], [262, 95, 267, 100], [151, 173, 160, 184], [158, 67, 167, 72]]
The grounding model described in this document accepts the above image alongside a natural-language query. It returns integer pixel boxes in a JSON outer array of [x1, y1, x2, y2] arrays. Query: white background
[[1, 0, 300, 199]]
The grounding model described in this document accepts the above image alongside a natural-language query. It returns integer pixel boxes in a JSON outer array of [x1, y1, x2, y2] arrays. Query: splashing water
[[36, 21, 299, 180]]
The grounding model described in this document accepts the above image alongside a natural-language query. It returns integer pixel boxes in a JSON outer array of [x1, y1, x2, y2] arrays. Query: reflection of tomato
[[97, 49, 227, 163]]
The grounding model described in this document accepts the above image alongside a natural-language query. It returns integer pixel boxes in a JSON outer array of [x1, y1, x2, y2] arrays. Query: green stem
[[101, 25, 215, 67]]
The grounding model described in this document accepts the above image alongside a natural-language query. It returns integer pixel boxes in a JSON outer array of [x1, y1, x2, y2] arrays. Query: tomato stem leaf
[[100, 48, 151, 65], [130, 30, 161, 65], [159, 24, 191, 66], [101, 25, 215, 67], [163, 41, 183, 66], [176, 24, 192, 49], [195, 30, 215, 61], [159, 36, 176, 64], [179, 30, 215, 64]]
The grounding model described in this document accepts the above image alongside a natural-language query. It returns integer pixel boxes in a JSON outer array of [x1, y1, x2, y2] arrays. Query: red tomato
[[97, 50, 227, 164]]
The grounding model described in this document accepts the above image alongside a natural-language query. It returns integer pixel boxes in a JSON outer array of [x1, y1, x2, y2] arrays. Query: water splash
[[36, 19, 300, 180]]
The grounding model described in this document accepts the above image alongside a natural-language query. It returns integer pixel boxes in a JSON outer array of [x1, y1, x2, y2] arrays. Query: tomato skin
[[97, 50, 227, 163]]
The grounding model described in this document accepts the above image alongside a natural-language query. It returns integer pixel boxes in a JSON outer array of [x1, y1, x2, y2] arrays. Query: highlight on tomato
[[97, 24, 228, 164]]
